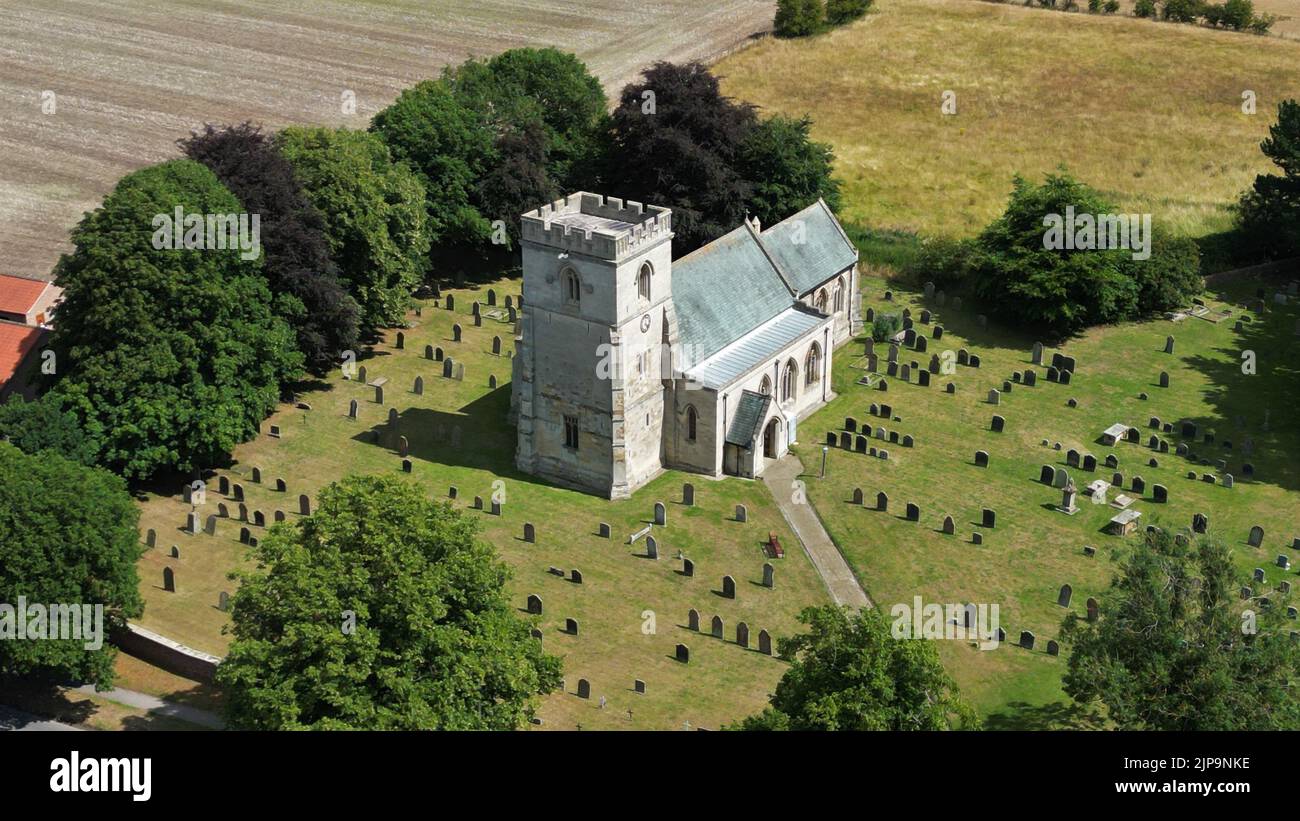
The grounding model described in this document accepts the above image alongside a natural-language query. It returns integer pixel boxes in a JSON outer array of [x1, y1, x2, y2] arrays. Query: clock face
[[640, 314, 651, 333]]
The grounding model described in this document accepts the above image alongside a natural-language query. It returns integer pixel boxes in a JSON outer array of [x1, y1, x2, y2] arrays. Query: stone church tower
[[511, 193, 676, 498]]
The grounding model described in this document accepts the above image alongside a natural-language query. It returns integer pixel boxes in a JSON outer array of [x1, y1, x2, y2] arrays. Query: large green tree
[[217, 475, 561, 730], [1239, 99, 1300, 259], [1061, 528, 1300, 730], [0, 442, 142, 688], [739, 114, 841, 228], [276, 127, 430, 329], [0, 393, 99, 466], [733, 605, 972, 730], [47, 159, 302, 479], [926, 172, 1201, 337], [179, 122, 361, 375]]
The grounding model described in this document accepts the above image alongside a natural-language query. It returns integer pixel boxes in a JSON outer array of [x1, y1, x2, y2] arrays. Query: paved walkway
[[0, 705, 82, 732], [72, 685, 225, 730], [763, 454, 872, 609]]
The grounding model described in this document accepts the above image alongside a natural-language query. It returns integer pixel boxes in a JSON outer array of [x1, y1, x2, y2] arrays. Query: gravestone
[[145, 529, 157, 548], [1164, 335, 1175, 354], [762, 563, 775, 588], [565, 618, 579, 635], [204, 515, 217, 536], [1249, 525, 1265, 547], [1019, 631, 1035, 651], [186, 512, 199, 534], [676, 644, 690, 663], [375, 385, 384, 404], [877, 491, 889, 512], [395, 331, 404, 349], [975, 450, 989, 468], [1087, 598, 1099, 621], [711, 615, 724, 638], [942, 515, 955, 535], [348, 399, 358, 419], [682, 483, 695, 506], [634, 679, 646, 694], [443, 359, 454, 378], [492, 336, 501, 356], [654, 502, 666, 526], [163, 567, 175, 592], [688, 609, 700, 631], [646, 536, 659, 560], [1040, 465, 1055, 484], [219, 591, 229, 612], [736, 622, 750, 648], [413, 376, 424, 395], [722, 575, 736, 598], [982, 508, 996, 528], [1047, 640, 1060, 657], [683, 558, 694, 577], [527, 594, 543, 615], [735, 504, 747, 523], [570, 569, 583, 584], [425, 344, 434, 360], [1057, 584, 1072, 608], [452, 324, 462, 342], [523, 522, 536, 543], [598, 522, 611, 538], [1153, 484, 1168, 503], [853, 487, 864, 505], [991, 415, 1005, 433], [577, 679, 590, 699], [758, 630, 773, 655], [906, 502, 920, 521], [987, 389, 1000, 405]]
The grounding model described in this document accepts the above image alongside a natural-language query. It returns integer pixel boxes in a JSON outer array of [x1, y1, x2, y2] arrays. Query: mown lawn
[[791, 272, 1300, 725], [130, 278, 834, 730]]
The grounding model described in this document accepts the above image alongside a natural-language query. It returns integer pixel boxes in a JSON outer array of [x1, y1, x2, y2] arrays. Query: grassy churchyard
[[130, 277, 833, 731], [790, 273, 1300, 725]]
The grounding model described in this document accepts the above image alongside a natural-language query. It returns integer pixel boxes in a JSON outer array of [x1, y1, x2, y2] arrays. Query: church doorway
[[763, 418, 780, 460]]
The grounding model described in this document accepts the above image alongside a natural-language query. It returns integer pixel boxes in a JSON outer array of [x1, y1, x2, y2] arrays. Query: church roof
[[758, 199, 857, 296], [672, 223, 794, 367], [726, 390, 771, 448], [685, 306, 825, 390]]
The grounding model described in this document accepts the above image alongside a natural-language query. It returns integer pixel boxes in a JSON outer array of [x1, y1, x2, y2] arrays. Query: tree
[[775, 0, 825, 37], [1239, 100, 1300, 259], [1161, 0, 1205, 22], [1135, 0, 1158, 17], [738, 115, 841, 229], [369, 81, 495, 253], [825, 0, 873, 25], [217, 475, 562, 730], [47, 159, 302, 479], [0, 393, 99, 466], [962, 173, 1200, 336], [1061, 529, 1300, 730], [733, 605, 972, 730], [473, 119, 560, 248], [871, 312, 902, 342], [179, 123, 360, 375], [608, 62, 757, 254], [450, 47, 608, 191], [276, 127, 430, 329], [0, 442, 142, 688]]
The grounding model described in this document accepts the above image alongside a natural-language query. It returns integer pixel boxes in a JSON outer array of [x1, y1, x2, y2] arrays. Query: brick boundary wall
[[112, 622, 221, 683]]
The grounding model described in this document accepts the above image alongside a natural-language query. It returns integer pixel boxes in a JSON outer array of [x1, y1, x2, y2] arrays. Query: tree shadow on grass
[[983, 699, 1107, 731], [1177, 281, 1300, 494]]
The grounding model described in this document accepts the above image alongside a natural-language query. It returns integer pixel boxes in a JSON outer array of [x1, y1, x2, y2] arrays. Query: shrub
[[826, 0, 873, 25], [872, 312, 902, 342], [1161, 0, 1205, 23], [775, 0, 825, 37], [1135, 0, 1158, 17]]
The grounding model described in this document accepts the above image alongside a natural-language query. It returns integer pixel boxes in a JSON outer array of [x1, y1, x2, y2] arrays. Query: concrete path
[[71, 685, 225, 730], [763, 454, 872, 609], [0, 705, 82, 732]]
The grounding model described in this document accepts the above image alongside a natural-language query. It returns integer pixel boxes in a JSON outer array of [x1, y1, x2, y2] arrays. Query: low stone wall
[[112, 622, 221, 683], [1203, 257, 1299, 289]]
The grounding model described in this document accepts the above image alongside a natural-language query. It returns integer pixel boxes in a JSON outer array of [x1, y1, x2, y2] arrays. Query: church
[[510, 192, 860, 498]]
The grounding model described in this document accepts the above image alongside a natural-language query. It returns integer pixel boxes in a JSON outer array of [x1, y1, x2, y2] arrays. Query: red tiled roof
[[0, 274, 51, 316], [0, 322, 44, 387]]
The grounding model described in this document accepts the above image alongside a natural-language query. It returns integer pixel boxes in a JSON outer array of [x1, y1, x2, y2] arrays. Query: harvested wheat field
[[0, 0, 772, 281]]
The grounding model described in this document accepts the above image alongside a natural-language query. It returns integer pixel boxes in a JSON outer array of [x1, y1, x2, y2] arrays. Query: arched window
[[781, 359, 798, 403], [686, 406, 697, 442], [833, 276, 845, 313], [759, 375, 772, 396], [815, 289, 828, 314], [638, 262, 652, 302], [805, 342, 821, 386], [563, 268, 581, 304]]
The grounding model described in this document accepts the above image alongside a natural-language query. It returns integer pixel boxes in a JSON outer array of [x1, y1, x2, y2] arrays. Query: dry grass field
[[716, 0, 1300, 240], [0, 0, 772, 281]]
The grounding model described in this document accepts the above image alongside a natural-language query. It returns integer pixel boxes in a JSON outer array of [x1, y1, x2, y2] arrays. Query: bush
[[1135, 0, 1158, 17], [775, 0, 825, 37], [872, 312, 902, 342], [1103, 0, 1120, 12], [1218, 0, 1254, 28], [1162, 0, 1205, 23], [1087, 0, 1101, 12], [825, 0, 873, 25]]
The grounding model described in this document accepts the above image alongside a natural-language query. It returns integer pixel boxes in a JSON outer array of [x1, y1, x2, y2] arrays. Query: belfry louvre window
[[564, 415, 579, 449], [564, 269, 581, 304]]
